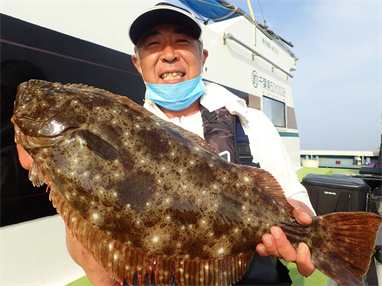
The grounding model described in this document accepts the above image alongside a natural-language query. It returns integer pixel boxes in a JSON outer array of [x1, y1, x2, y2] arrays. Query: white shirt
[[144, 81, 315, 213]]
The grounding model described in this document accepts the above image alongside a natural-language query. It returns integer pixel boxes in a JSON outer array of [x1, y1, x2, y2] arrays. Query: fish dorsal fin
[[240, 165, 295, 216], [64, 83, 220, 156]]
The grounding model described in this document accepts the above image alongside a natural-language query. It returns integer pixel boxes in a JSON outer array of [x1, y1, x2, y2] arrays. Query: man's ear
[[132, 55, 142, 74], [202, 49, 209, 66]]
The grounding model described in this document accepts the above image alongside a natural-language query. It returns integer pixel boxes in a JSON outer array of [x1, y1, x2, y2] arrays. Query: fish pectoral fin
[[78, 130, 119, 161]]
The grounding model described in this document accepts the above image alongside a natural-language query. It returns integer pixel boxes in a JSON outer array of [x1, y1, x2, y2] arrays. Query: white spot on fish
[[195, 147, 200, 151], [92, 213, 99, 220], [136, 124, 140, 128], [152, 236, 159, 243], [158, 179, 161, 184], [113, 192, 118, 197], [242, 206, 246, 210], [126, 204, 130, 208], [244, 177, 250, 182], [218, 248, 224, 254], [95, 175, 100, 180]]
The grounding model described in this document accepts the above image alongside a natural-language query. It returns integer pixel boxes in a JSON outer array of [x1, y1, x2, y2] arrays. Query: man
[[16, 3, 316, 286]]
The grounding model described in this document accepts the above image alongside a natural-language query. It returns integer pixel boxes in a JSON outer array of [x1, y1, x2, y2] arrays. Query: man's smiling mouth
[[161, 72, 184, 80]]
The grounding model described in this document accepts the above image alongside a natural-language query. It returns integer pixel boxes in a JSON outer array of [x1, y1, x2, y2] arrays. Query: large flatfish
[[12, 79, 381, 286]]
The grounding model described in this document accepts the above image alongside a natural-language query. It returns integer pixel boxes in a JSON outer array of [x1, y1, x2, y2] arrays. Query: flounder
[[12, 79, 381, 286]]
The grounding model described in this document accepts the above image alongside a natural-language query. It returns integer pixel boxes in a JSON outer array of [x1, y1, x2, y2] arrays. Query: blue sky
[[214, 0, 381, 152]]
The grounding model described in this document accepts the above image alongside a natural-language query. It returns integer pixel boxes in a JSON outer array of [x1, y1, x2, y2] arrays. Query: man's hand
[[16, 143, 33, 170], [66, 227, 119, 286], [16, 143, 118, 285], [255, 199, 316, 277]]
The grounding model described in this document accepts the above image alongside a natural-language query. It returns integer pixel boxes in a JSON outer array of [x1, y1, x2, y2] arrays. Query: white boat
[[1, 0, 305, 284]]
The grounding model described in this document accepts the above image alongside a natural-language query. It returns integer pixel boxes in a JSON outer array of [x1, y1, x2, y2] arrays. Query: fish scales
[[12, 79, 382, 286]]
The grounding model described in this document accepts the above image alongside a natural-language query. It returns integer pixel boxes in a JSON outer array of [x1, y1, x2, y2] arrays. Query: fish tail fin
[[309, 212, 381, 286]]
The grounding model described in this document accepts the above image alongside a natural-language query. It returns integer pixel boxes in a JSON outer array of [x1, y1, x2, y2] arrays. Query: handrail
[[223, 33, 294, 78]]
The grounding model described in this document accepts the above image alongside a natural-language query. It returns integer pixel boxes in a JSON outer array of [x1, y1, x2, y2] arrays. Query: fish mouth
[[160, 72, 185, 81]]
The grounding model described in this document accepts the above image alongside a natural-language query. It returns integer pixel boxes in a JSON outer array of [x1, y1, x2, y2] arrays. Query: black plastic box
[[302, 174, 369, 215]]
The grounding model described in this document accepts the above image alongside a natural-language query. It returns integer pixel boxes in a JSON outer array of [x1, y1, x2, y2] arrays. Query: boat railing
[[223, 32, 294, 79]]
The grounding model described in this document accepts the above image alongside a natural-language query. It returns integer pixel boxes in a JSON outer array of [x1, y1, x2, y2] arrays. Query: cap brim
[[129, 5, 201, 46]]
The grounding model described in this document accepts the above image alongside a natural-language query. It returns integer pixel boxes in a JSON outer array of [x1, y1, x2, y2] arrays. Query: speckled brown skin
[[13, 80, 382, 286]]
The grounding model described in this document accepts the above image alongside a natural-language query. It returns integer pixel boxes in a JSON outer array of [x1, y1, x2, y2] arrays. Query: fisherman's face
[[132, 23, 208, 85]]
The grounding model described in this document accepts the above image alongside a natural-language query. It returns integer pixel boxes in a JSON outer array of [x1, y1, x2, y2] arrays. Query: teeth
[[161, 72, 184, 80]]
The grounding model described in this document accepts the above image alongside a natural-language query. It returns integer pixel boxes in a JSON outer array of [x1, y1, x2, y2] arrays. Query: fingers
[[257, 227, 316, 278], [288, 199, 315, 224], [16, 143, 33, 170], [296, 243, 315, 277], [293, 207, 313, 225], [258, 226, 297, 262]]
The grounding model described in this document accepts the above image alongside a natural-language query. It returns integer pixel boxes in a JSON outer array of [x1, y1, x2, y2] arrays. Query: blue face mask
[[145, 75, 206, 111]]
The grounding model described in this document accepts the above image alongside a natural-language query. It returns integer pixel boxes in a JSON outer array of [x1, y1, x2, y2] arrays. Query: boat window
[[263, 96, 286, 127]]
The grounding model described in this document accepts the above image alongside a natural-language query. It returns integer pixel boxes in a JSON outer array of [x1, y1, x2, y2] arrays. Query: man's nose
[[161, 44, 178, 62]]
